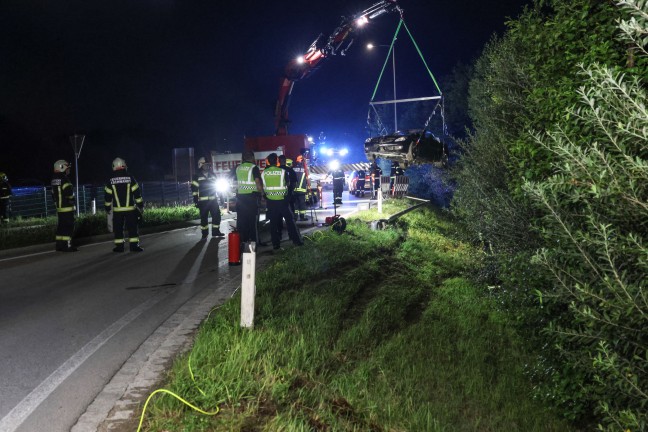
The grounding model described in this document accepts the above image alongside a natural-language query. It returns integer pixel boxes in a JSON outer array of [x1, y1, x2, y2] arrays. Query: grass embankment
[[139, 202, 571, 431], [0, 206, 199, 250]]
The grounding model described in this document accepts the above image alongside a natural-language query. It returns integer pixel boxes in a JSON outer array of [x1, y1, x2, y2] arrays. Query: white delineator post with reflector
[[240, 242, 257, 328]]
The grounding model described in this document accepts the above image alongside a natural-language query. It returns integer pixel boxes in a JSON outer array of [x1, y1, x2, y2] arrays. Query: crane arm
[[274, 0, 402, 136]]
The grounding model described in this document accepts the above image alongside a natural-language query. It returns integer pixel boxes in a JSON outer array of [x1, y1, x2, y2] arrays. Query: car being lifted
[[364, 129, 448, 167]]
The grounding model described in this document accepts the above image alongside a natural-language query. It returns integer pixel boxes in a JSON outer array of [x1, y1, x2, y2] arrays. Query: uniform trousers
[[113, 211, 140, 245], [267, 199, 301, 248], [198, 199, 221, 235], [236, 193, 259, 243]]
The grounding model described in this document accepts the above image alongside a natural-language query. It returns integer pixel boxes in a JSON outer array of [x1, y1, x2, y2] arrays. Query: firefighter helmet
[[53, 160, 70, 173], [198, 157, 210, 169], [286, 158, 293, 167], [112, 157, 127, 171], [0, 172, 7, 181]]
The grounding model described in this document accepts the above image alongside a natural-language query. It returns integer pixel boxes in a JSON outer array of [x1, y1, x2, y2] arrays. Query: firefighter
[[104, 157, 144, 252], [292, 154, 309, 220], [278, 155, 297, 218], [0, 171, 11, 223], [261, 153, 303, 250], [329, 166, 345, 206], [191, 157, 224, 239], [356, 168, 366, 197], [370, 160, 382, 200], [235, 150, 265, 244], [51, 160, 78, 251]]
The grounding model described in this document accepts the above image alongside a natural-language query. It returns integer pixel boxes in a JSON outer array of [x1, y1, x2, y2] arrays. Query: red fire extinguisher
[[228, 228, 241, 266]]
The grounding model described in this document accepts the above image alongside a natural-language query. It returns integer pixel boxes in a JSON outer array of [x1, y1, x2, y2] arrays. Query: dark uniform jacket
[[191, 170, 218, 204], [0, 180, 11, 199], [104, 172, 144, 213], [51, 173, 75, 212], [292, 162, 308, 194]]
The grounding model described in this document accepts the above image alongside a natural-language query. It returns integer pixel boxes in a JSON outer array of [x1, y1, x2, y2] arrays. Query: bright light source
[[356, 16, 369, 27], [307, 136, 313, 143], [325, 148, 334, 156], [367, 43, 375, 49], [296, 56, 305, 64], [328, 160, 340, 170], [339, 148, 349, 156], [215, 178, 230, 194]]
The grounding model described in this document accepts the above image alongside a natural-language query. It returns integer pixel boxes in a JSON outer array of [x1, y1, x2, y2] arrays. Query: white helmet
[[198, 157, 208, 169], [53, 160, 70, 173], [112, 157, 127, 171]]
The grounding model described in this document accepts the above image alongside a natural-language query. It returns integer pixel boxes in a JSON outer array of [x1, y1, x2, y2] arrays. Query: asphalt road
[[0, 191, 373, 432]]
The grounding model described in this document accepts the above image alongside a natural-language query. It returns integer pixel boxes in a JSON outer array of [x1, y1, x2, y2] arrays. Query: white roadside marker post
[[240, 241, 257, 328], [378, 186, 383, 214]]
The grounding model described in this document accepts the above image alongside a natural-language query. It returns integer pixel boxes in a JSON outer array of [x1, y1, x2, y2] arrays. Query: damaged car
[[364, 129, 448, 167]]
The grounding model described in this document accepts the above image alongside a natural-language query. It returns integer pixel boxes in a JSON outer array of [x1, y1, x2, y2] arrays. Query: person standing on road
[[261, 153, 303, 251], [278, 155, 297, 219], [292, 155, 309, 220], [192, 157, 224, 239], [51, 160, 77, 252], [0, 171, 11, 223], [235, 150, 265, 244], [330, 167, 345, 206], [104, 157, 144, 252]]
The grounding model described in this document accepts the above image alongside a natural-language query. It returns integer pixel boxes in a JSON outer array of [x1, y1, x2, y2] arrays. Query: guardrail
[[7, 182, 193, 219]]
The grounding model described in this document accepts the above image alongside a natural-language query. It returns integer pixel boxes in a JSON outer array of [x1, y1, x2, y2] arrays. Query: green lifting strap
[[369, 18, 443, 102]]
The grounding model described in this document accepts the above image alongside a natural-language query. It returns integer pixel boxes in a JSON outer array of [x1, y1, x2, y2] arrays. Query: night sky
[[0, 0, 531, 183]]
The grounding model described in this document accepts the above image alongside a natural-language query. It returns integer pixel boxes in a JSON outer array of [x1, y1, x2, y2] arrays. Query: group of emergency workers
[[233, 150, 307, 251], [44, 157, 145, 253]]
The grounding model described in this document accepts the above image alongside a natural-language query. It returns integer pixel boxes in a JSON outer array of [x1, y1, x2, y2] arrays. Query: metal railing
[[7, 182, 193, 219]]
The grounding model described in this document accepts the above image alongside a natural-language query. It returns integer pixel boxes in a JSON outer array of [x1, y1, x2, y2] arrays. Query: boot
[[129, 243, 144, 252], [113, 243, 125, 253], [201, 230, 208, 239], [212, 228, 225, 237]]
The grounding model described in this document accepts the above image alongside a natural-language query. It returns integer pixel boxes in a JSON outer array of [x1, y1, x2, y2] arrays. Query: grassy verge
[[0, 205, 199, 250], [139, 203, 572, 431]]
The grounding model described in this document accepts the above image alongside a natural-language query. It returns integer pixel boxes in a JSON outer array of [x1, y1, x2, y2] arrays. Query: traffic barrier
[[391, 175, 410, 198]]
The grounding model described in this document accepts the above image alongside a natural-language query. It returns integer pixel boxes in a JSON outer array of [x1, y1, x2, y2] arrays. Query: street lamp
[[367, 42, 397, 132], [69, 134, 85, 216]]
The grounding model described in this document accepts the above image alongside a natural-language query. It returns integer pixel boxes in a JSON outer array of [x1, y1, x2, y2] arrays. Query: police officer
[[104, 157, 144, 252], [370, 160, 382, 200], [0, 171, 11, 223], [292, 155, 309, 220], [51, 160, 77, 252], [192, 157, 224, 239], [261, 153, 303, 250], [235, 150, 265, 244]]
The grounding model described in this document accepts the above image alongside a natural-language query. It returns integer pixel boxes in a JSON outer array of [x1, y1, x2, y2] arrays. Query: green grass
[[0, 205, 199, 250], [138, 204, 572, 431]]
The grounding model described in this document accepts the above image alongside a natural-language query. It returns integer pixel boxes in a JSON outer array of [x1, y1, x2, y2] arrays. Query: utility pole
[[70, 134, 85, 216], [392, 43, 397, 133]]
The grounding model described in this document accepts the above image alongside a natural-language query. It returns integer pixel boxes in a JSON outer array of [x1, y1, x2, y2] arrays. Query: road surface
[[0, 191, 373, 432]]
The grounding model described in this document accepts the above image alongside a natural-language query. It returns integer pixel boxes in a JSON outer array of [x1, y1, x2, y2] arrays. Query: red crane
[[274, 0, 402, 136]]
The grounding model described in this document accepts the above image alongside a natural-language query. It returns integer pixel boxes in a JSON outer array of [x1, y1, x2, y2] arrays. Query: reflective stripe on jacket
[[51, 173, 75, 213], [191, 171, 218, 202], [236, 163, 257, 194], [261, 166, 287, 200], [105, 173, 143, 212]]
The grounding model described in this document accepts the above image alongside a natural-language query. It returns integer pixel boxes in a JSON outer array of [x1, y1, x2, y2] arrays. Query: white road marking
[[0, 293, 169, 432]]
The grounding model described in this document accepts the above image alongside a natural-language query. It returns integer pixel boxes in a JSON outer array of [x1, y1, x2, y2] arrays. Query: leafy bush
[[524, 59, 647, 432]]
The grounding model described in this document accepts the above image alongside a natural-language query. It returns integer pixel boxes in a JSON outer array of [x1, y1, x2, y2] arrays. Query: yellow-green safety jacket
[[261, 166, 287, 200]]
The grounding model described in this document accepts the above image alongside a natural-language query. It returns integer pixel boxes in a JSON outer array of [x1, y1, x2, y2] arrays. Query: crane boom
[[274, 0, 402, 136]]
